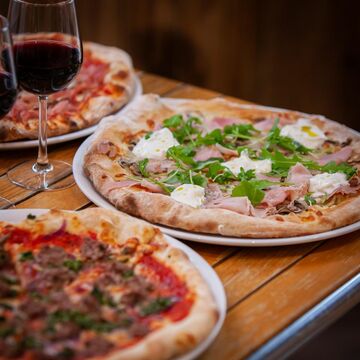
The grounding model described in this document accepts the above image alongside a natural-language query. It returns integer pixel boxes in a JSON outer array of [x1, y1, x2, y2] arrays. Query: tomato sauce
[[140, 255, 193, 322]]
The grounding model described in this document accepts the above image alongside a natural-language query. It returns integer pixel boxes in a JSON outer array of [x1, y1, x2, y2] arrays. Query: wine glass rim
[[11, 0, 74, 6], [0, 15, 9, 32]]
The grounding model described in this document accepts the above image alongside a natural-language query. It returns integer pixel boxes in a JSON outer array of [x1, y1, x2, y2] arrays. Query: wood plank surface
[[0, 72, 359, 360]]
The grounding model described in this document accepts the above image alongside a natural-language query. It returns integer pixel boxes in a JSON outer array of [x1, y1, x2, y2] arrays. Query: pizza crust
[[14, 209, 218, 360], [84, 94, 360, 238], [0, 41, 136, 142]]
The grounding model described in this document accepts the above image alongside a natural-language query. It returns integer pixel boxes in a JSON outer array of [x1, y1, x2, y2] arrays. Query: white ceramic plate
[[72, 101, 360, 247], [0, 75, 142, 150], [0, 208, 226, 360]]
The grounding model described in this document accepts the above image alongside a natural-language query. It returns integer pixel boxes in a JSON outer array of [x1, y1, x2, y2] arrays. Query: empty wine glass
[[7, 0, 83, 190]]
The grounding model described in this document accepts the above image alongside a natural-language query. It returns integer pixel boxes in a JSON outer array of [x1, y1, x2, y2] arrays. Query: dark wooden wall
[[1, 0, 359, 129]]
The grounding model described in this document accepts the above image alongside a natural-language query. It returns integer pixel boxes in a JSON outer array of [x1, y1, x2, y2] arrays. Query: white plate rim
[[0, 75, 142, 150], [72, 100, 360, 247], [0, 208, 226, 360]]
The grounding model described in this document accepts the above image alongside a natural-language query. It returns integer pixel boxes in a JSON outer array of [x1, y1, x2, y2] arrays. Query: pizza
[[0, 208, 218, 359], [84, 94, 360, 238], [0, 39, 136, 142]]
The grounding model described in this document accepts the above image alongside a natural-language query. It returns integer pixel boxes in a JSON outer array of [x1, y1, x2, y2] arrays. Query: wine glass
[[0, 15, 18, 208], [7, 0, 83, 190]]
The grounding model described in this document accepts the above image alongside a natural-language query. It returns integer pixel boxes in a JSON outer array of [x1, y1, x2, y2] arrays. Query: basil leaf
[[63, 259, 83, 272], [20, 251, 34, 262], [140, 297, 174, 316], [138, 158, 149, 177], [232, 181, 266, 206]]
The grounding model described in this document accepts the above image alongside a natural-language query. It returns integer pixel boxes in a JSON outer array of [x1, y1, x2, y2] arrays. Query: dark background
[[1, 0, 359, 130]]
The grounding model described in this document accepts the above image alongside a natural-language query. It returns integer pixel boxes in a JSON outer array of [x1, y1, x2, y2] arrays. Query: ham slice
[[140, 179, 166, 194], [262, 184, 307, 207], [255, 117, 293, 131], [206, 196, 254, 216], [318, 146, 352, 165], [194, 146, 223, 161], [215, 143, 238, 156], [146, 159, 176, 174], [287, 163, 312, 186], [206, 117, 238, 131]]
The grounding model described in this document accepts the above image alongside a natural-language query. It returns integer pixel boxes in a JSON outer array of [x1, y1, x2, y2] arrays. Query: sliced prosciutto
[[206, 196, 254, 216], [261, 184, 308, 207], [287, 163, 312, 186], [194, 146, 223, 161], [206, 117, 239, 131], [318, 146, 352, 165], [140, 179, 166, 193], [146, 159, 176, 174], [215, 143, 238, 156]]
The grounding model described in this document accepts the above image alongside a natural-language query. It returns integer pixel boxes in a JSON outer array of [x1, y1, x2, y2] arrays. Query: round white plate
[[73, 100, 360, 247], [0, 208, 226, 360], [0, 75, 142, 150]]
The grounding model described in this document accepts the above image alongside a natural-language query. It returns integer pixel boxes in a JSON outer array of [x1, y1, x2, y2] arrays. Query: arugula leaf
[[261, 148, 357, 179], [166, 145, 196, 168], [236, 146, 257, 157], [237, 168, 256, 181], [196, 129, 223, 146], [163, 169, 207, 187], [192, 158, 224, 171], [138, 158, 149, 177], [224, 123, 258, 140], [163, 114, 183, 128], [304, 194, 316, 205], [144, 131, 153, 140], [266, 119, 311, 154], [91, 286, 116, 307], [320, 161, 357, 179], [231, 181, 266, 206], [163, 114, 202, 144]]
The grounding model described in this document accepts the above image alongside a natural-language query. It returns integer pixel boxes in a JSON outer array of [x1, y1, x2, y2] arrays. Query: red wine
[[13, 40, 82, 95], [0, 72, 17, 119]]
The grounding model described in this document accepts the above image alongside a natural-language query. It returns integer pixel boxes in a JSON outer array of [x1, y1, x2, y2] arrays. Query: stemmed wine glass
[[0, 15, 18, 208], [7, 0, 82, 190]]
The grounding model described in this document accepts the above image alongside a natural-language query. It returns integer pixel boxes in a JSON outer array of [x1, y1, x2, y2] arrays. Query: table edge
[[247, 273, 360, 360]]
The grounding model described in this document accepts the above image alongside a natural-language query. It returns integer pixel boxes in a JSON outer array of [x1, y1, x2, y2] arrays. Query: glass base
[[8, 160, 74, 191], [0, 197, 15, 209]]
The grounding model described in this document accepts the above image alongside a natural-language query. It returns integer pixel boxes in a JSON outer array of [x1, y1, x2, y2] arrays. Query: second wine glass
[[7, 0, 83, 190]]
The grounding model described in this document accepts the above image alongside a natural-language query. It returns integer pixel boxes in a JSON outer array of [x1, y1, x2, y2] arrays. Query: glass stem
[[34, 95, 52, 173]]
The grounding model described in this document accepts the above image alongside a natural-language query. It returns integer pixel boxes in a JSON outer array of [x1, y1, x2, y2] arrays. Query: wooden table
[[1, 72, 359, 359]]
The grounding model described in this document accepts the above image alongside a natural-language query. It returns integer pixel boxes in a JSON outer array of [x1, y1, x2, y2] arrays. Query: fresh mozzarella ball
[[309, 172, 348, 197], [280, 118, 326, 149], [132, 128, 179, 160], [170, 184, 205, 208], [222, 150, 272, 175]]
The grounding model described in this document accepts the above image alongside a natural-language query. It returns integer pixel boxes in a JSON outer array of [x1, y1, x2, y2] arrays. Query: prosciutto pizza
[[84, 94, 360, 238], [0, 208, 218, 359], [0, 40, 136, 142]]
